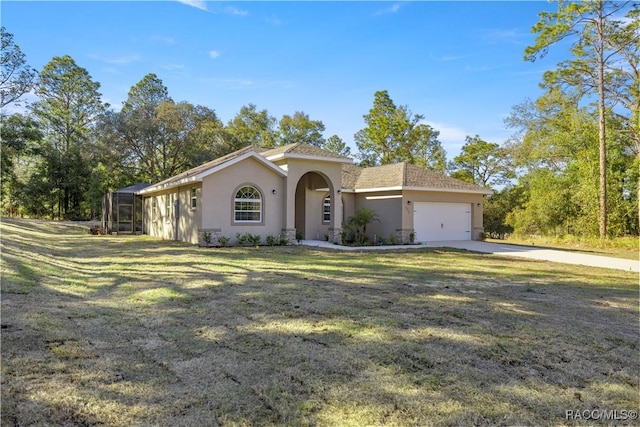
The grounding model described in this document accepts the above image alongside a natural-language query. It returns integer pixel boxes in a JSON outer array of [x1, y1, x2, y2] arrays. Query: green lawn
[[1, 218, 638, 426]]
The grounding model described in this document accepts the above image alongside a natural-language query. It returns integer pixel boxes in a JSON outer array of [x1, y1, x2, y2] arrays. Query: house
[[135, 143, 491, 245]]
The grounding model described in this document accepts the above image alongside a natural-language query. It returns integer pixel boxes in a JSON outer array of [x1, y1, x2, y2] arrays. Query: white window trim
[[165, 193, 173, 223], [234, 185, 263, 223], [190, 188, 197, 210], [322, 193, 331, 223]]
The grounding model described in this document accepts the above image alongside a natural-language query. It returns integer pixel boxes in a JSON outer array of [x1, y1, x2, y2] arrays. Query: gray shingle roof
[[342, 162, 489, 193]]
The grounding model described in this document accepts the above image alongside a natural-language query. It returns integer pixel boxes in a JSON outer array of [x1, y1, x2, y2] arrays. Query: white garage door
[[414, 202, 471, 242]]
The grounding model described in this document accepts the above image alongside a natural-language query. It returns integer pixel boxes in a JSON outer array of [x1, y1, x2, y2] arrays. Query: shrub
[[247, 233, 261, 246], [217, 236, 230, 247], [203, 231, 212, 245], [344, 207, 379, 246], [266, 234, 278, 246], [388, 233, 398, 245], [88, 226, 106, 235], [236, 232, 260, 246], [236, 232, 249, 246]]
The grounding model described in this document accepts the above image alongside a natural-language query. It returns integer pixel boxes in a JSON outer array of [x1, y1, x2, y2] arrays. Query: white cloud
[[201, 77, 294, 90], [375, 3, 403, 15], [209, 50, 221, 59], [266, 15, 282, 26], [424, 121, 468, 144], [440, 54, 470, 62], [480, 28, 528, 45], [225, 6, 248, 16], [177, 0, 207, 11], [89, 54, 140, 65], [150, 35, 176, 45], [160, 63, 187, 71], [177, 2, 248, 16]]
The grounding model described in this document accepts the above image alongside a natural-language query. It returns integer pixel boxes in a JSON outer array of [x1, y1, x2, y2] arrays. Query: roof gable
[[262, 143, 352, 163], [138, 146, 284, 194]]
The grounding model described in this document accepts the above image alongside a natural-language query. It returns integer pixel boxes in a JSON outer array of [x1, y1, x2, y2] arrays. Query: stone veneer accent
[[198, 228, 223, 247], [395, 228, 414, 245], [281, 228, 297, 245], [328, 227, 342, 245]]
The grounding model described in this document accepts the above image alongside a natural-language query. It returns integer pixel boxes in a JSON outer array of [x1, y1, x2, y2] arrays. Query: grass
[[486, 235, 639, 260], [1, 218, 638, 426]]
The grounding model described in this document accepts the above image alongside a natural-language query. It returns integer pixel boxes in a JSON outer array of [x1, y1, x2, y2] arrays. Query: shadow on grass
[[1, 219, 638, 426]]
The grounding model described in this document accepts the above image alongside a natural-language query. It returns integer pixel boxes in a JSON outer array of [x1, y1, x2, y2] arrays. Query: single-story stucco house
[[134, 143, 491, 245]]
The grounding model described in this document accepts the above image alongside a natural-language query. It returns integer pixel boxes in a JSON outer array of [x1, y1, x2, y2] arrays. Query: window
[[190, 188, 197, 209], [152, 197, 157, 218], [234, 186, 262, 222], [323, 194, 331, 222], [165, 193, 173, 220]]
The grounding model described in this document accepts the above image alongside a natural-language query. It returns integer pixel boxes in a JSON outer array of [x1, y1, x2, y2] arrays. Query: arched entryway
[[294, 171, 334, 240]]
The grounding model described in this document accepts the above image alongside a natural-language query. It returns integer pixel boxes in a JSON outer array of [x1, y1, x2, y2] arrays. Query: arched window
[[322, 193, 331, 223], [234, 185, 262, 222]]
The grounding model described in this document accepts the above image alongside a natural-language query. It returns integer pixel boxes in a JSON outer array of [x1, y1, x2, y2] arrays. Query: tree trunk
[[597, 2, 607, 239]]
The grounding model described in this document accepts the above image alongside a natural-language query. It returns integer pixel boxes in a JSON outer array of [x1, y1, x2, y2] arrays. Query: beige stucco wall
[[282, 158, 344, 242], [402, 190, 485, 240], [177, 184, 202, 244], [200, 156, 286, 244], [143, 189, 177, 241], [353, 191, 403, 241], [143, 185, 202, 243]]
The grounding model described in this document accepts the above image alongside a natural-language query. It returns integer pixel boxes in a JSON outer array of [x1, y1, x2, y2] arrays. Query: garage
[[413, 202, 472, 242]]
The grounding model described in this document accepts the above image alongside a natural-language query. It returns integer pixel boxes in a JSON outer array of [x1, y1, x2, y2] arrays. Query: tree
[[323, 135, 352, 157], [1, 27, 37, 108], [525, 0, 637, 238], [0, 113, 43, 216], [354, 90, 423, 166], [225, 104, 277, 148], [505, 88, 636, 237], [483, 185, 525, 239], [101, 74, 224, 182], [450, 135, 513, 188], [408, 123, 447, 172], [29, 55, 104, 219], [277, 111, 325, 146], [343, 207, 380, 245]]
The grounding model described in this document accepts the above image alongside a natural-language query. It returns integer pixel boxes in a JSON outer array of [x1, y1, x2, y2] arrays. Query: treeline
[[1, 0, 638, 239]]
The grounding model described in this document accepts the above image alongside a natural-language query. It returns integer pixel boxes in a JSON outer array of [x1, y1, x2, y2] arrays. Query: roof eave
[[196, 151, 287, 180], [266, 152, 353, 164], [137, 151, 287, 195], [137, 176, 200, 195], [348, 186, 492, 195]]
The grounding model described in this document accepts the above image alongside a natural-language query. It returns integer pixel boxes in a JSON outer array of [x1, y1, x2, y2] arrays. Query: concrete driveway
[[423, 241, 639, 273], [301, 240, 638, 272]]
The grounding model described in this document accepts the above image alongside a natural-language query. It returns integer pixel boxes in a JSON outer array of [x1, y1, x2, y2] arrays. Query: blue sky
[[3, 1, 561, 159]]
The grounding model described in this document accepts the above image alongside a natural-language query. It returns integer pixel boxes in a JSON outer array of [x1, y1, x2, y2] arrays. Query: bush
[[388, 233, 398, 245], [217, 235, 230, 247], [236, 232, 261, 247], [88, 226, 106, 235], [266, 234, 278, 246], [344, 208, 379, 246]]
